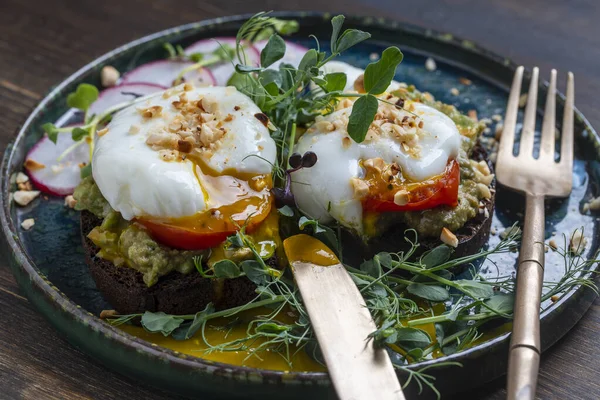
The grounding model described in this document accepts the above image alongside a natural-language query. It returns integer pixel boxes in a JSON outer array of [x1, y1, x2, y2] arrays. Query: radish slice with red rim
[[25, 130, 91, 196], [185, 37, 260, 86], [120, 60, 216, 88], [253, 40, 309, 69], [89, 83, 166, 116]]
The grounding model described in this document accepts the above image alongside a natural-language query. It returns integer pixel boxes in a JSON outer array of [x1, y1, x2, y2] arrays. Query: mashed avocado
[[74, 178, 205, 287]]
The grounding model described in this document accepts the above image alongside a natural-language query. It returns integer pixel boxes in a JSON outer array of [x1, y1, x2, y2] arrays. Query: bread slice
[[81, 211, 257, 315]]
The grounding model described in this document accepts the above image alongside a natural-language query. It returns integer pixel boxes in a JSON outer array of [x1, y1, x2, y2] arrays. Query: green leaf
[[347, 94, 378, 143], [363, 46, 403, 95], [407, 283, 450, 302], [278, 62, 296, 91], [335, 29, 371, 54], [277, 205, 294, 217], [297, 49, 318, 76], [42, 122, 59, 143], [71, 127, 89, 141], [319, 72, 347, 93], [298, 217, 339, 252], [394, 327, 431, 350], [188, 52, 204, 63], [330, 15, 345, 53], [66, 83, 99, 112], [484, 293, 514, 315], [213, 259, 241, 278], [80, 163, 92, 179], [271, 19, 299, 36], [256, 321, 290, 334], [360, 259, 382, 278], [171, 303, 215, 340], [141, 312, 184, 336], [163, 43, 177, 58], [241, 260, 269, 285], [259, 69, 282, 96], [374, 252, 393, 269], [421, 245, 453, 269], [235, 64, 262, 74], [350, 274, 370, 287], [454, 280, 494, 299], [260, 34, 286, 68], [213, 43, 235, 61]]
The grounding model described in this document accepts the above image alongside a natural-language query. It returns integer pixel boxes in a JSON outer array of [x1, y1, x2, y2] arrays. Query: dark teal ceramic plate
[[1, 12, 599, 399]]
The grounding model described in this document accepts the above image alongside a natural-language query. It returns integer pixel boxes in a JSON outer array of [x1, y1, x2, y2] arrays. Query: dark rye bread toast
[[81, 211, 257, 315]]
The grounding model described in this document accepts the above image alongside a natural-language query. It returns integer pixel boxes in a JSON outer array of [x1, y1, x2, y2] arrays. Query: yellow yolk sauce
[[120, 308, 325, 372], [283, 234, 339, 267]]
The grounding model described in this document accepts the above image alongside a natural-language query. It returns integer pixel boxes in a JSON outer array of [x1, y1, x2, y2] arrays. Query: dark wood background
[[1, 0, 599, 399]]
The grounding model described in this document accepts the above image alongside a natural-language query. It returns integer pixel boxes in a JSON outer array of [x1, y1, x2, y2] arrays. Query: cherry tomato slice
[[363, 160, 459, 212]]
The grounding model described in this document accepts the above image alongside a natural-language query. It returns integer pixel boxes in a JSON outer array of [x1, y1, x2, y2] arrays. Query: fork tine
[[498, 66, 524, 160], [518, 67, 539, 158], [560, 72, 574, 169], [539, 69, 557, 159]]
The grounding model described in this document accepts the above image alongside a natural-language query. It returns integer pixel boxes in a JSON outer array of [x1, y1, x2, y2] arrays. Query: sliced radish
[[254, 40, 309, 70], [25, 132, 90, 196], [120, 60, 216, 88], [185, 37, 260, 86], [89, 83, 166, 116]]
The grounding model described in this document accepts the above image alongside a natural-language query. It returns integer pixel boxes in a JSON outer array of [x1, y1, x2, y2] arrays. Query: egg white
[[92, 86, 277, 221], [291, 100, 461, 233]]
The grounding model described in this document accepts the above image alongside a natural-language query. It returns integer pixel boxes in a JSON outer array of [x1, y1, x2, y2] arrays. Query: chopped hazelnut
[[569, 230, 587, 256], [425, 57, 437, 71], [393, 190, 409, 206], [13, 190, 40, 206], [139, 105, 163, 118], [587, 197, 600, 211], [350, 178, 369, 198], [24, 159, 45, 171], [342, 137, 352, 149], [177, 139, 193, 153], [440, 227, 458, 248], [64, 195, 77, 208], [21, 218, 35, 231], [354, 74, 365, 93], [15, 172, 29, 184], [128, 125, 140, 135], [363, 158, 385, 172], [450, 88, 460, 96], [18, 181, 33, 191], [183, 83, 194, 91], [100, 66, 120, 87], [549, 239, 558, 251], [459, 77, 472, 85]]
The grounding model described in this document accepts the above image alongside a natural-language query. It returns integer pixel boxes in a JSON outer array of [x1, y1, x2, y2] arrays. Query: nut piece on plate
[[101, 66, 120, 87], [64, 195, 77, 208], [440, 227, 458, 248], [13, 190, 41, 206], [21, 218, 35, 231], [569, 230, 587, 256]]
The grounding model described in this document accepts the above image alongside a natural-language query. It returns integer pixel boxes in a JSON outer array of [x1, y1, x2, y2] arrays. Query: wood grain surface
[[1, 1, 599, 399]]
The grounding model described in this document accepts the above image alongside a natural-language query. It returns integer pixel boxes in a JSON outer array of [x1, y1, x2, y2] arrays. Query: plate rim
[[1, 10, 598, 391]]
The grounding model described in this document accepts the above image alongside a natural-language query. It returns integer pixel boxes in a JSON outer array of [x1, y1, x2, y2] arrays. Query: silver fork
[[496, 66, 574, 400]]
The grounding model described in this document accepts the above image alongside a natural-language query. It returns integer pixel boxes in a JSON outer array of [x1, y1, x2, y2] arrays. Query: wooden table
[[1, 0, 598, 398]]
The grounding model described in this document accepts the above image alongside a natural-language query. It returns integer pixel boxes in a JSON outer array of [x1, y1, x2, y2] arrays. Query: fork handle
[[507, 194, 545, 400]]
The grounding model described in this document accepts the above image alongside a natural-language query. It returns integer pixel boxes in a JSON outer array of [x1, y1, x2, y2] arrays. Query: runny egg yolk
[[137, 157, 273, 250]]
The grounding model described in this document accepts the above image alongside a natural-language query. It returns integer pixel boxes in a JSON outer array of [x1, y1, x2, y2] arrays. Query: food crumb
[[459, 77, 472, 86], [21, 218, 35, 231], [467, 109, 478, 121], [585, 197, 600, 212], [64, 195, 77, 208], [492, 114, 503, 122], [15, 172, 29, 184], [440, 227, 458, 247], [100, 309, 118, 319], [450, 87, 459, 96], [100, 65, 120, 87], [519, 93, 528, 108], [551, 295, 559, 303], [569, 230, 587, 256], [425, 57, 437, 71], [369, 52, 379, 61], [548, 239, 558, 251], [13, 190, 41, 206]]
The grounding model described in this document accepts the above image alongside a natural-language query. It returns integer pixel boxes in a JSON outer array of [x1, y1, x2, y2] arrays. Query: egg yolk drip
[[283, 234, 339, 267], [137, 158, 273, 250], [359, 158, 459, 213]]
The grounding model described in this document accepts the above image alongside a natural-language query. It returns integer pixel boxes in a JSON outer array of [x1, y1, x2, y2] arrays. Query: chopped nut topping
[[15, 172, 29, 184], [440, 227, 458, 247], [450, 87, 459, 96], [393, 190, 409, 206], [467, 109, 478, 121], [224, 114, 234, 122], [177, 139, 193, 153], [477, 183, 492, 199], [459, 77, 472, 86], [139, 105, 163, 118], [24, 159, 45, 171], [129, 125, 140, 135], [354, 74, 365, 93], [234, 105, 241, 111], [549, 239, 558, 250], [350, 178, 369, 198], [363, 158, 385, 173], [158, 149, 179, 161], [492, 114, 503, 122], [13, 190, 40, 206], [314, 120, 335, 132], [100, 66, 120, 87], [425, 57, 437, 71], [18, 181, 33, 191], [569, 230, 587, 256], [64, 195, 77, 208], [21, 218, 35, 231], [342, 137, 352, 149], [97, 128, 109, 137], [183, 83, 194, 91]]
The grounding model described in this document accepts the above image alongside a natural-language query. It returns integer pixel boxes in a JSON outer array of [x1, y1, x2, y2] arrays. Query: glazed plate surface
[[1, 12, 599, 399]]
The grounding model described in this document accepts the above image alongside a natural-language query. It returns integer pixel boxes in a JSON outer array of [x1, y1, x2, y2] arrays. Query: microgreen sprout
[[272, 151, 317, 208]]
